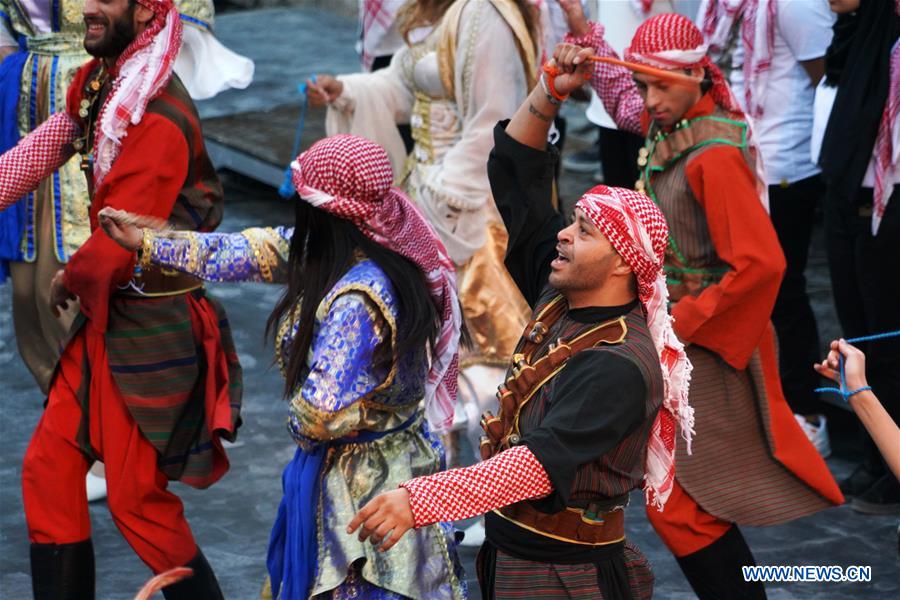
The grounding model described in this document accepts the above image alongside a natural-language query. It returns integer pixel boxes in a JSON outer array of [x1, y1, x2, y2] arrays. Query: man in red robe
[[0, 0, 241, 597], [555, 5, 844, 599]]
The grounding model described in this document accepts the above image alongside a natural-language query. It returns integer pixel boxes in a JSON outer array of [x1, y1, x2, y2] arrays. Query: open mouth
[[550, 247, 570, 269], [84, 20, 107, 39]]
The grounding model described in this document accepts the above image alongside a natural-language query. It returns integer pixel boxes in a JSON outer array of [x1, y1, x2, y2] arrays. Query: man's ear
[[135, 5, 155, 27], [612, 255, 634, 278]]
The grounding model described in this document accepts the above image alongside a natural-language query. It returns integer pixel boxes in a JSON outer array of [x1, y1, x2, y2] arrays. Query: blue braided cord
[[845, 330, 900, 344], [278, 76, 315, 199], [814, 330, 900, 401]]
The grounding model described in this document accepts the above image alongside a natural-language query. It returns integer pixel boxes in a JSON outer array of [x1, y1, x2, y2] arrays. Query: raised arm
[[556, 1, 644, 136], [489, 43, 592, 305]]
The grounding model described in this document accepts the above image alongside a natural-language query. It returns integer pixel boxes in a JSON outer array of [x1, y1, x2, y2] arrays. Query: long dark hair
[[265, 201, 441, 398]]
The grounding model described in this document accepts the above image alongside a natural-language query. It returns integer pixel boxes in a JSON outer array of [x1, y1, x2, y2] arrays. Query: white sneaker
[[459, 520, 486, 547], [794, 413, 831, 459], [86, 471, 107, 503]]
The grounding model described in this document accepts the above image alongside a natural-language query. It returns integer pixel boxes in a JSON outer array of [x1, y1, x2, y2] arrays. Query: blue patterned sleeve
[[287, 291, 392, 445], [141, 226, 293, 283]]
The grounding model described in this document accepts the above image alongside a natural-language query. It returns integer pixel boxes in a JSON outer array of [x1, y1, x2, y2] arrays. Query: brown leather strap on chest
[[479, 296, 628, 460]]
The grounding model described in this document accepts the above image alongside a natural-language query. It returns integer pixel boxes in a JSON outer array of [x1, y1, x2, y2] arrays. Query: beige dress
[[326, 0, 539, 368]]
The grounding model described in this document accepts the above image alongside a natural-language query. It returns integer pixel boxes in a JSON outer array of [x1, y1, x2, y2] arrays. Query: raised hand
[[814, 339, 869, 392], [548, 43, 595, 98], [346, 488, 415, 552], [556, 0, 590, 37], [306, 75, 344, 108]]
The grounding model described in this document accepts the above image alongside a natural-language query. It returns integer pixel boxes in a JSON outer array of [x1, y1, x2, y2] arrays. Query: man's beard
[[84, 14, 137, 58]]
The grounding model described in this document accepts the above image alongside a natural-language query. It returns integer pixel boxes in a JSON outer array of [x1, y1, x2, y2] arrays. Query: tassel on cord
[[279, 75, 315, 198]]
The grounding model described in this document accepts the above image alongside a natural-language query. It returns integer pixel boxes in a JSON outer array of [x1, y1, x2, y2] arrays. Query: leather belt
[[495, 502, 625, 546], [116, 265, 203, 298]]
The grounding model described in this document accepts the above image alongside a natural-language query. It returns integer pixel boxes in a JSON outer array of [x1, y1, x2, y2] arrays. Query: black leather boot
[[675, 525, 767, 600], [30, 540, 95, 600], [161, 549, 224, 600]]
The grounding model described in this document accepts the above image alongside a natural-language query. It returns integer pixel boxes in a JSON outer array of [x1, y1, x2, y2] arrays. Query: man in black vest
[[347, 45, 695, 600]]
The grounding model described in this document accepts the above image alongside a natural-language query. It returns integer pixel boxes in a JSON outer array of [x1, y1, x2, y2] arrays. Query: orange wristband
[[541, 63, 569, 102]]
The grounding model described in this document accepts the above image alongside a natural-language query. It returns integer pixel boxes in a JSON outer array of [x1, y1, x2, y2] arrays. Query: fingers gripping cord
[[814, 330, 900, 401]]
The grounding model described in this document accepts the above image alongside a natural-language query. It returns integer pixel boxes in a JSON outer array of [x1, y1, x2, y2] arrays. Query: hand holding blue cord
[[278, 75, 316, 199], [812, 331, 900, 401]]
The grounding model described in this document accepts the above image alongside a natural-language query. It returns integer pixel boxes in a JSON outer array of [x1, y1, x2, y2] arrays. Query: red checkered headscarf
[[576, 186, 694, 511], [291, 135, 461, 434], [625, 13, 770, 212], [625, 13, 742, 115], [698, 0, 778, 119], [93, 0, 182, 185]]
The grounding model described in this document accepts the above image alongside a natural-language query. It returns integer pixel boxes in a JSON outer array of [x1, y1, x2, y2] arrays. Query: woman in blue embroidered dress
[[99, 135, 467, 600]]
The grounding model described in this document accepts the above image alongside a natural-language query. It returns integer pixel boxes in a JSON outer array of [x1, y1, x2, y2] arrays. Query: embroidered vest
[[638, 109, 756, 301]]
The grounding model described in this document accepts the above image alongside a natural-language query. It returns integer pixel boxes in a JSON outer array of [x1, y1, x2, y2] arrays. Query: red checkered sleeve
[[0, 112, 80, 211], [565, 21, 644, 136], [400, 445, 554, 528]]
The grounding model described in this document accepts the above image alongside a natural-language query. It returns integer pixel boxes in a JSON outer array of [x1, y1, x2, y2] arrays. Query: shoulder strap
[[480, 312, 628, 460]]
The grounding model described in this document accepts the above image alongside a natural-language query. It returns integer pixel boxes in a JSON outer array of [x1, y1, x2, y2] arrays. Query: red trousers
[[645, 478, 732, 557], [22, 324, 197, 573]]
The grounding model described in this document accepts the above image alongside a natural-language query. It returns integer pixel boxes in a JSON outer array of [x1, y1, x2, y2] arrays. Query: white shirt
[[731, 0, 835, 186]]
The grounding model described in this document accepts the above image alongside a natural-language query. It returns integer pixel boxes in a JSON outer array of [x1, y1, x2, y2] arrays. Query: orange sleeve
[[671, 145, 785, 370], [64, 114, 189, 331]]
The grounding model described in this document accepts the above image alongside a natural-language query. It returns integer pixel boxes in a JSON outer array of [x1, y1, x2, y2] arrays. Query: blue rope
[[814, 329, 900, 401], [278, 75, 315, 199]]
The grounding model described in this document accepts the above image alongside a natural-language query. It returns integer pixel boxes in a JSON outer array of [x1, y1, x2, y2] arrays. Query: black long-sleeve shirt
[[486, 121, 649, 513]]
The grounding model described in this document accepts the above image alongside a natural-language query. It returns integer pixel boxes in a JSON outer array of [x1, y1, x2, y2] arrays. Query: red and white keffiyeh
[[873, 40, 900, 235], [93, 0, 183, 185], [698, 0, 777, 119], [624, 13, 770, 212], [625, 12, 743, 115], [575, 185, 694, 511], [359, 0, 405, 71], [290, 134, 461, 434]]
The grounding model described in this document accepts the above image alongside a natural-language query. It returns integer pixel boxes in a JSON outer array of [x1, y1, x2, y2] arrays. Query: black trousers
[[825, 184, 900, 469], [769, 175, 825, 416]]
